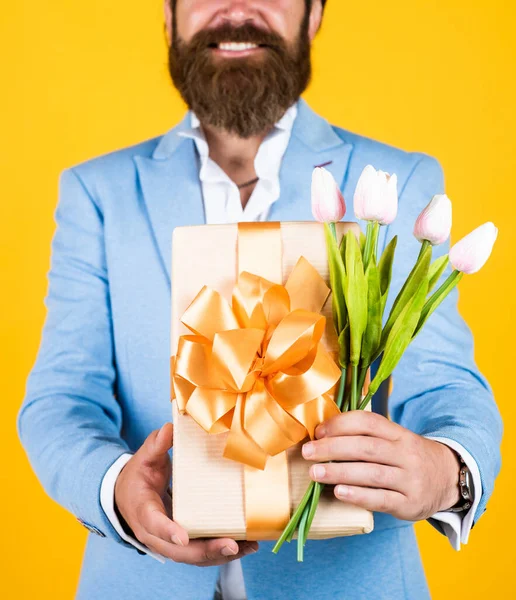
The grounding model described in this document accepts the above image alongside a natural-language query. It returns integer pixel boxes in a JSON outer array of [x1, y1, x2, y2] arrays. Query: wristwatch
[[449, 455, 473, 513]]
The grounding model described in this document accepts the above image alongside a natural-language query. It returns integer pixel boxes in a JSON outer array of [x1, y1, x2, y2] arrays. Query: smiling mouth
[[209, 42, 267, 52]]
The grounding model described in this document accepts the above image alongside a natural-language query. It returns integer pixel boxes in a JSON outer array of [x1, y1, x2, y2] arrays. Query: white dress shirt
[[100, 103, 481, 600]]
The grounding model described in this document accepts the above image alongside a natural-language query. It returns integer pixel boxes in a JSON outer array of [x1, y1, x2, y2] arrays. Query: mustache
[[178, 22, 289, 52]]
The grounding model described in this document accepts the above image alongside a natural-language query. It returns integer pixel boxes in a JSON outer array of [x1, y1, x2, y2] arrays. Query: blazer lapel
[[133, 116, 205, 287], [134, 99, 357, 286], [269, 98, 355, 222]]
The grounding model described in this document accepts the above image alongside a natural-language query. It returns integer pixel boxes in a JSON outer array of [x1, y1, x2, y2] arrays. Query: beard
[[167, 20, 311, 138]]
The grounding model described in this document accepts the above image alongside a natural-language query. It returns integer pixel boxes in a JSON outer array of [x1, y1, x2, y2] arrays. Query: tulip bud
[[311, 167, 346, 223], [353, 165, 398, 225], [449, 222, 498, 274], [413, 194, 452, 245]]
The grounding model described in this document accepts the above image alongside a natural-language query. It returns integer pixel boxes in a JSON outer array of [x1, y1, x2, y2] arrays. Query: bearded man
[[19, 1, 501, 599]]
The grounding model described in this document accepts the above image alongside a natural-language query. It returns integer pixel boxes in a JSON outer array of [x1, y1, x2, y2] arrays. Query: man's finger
[[315, 411, 403, 442], [194, 537, 242, 562], [150, 536, 242, 563], [144, 537, 258, 565], [188, 539, 259, 565], [309, 461, 405, 493], [302, 435, 400, 466], [334, 484, 406, 514], [138, 495, 189, 547], [141, 423, 174, 462]]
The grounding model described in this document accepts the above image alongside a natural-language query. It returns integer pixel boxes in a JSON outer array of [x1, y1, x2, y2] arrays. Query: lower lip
[[211, 46, 265, 58]]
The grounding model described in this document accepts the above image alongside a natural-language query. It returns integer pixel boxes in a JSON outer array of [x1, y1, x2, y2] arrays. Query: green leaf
[[428, 255, 449, 293], [378, 235, 398, 315], [368, 277, 429, 397], [324, 224, 347, 335], [339, 229, 347, 262], [379, 244, 432, 352], [343, 231, 368, 365], [413, 270, 463, 338], [338, 325, 350, 368], [361, 260, 382, 366], [359, 230, 367, 254]]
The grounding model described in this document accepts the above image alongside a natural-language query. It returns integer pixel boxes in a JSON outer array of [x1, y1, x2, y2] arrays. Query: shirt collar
[[177, 102, 298, 183]]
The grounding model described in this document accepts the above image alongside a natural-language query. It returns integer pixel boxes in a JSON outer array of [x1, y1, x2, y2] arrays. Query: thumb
[[143, 422, 174, 460]]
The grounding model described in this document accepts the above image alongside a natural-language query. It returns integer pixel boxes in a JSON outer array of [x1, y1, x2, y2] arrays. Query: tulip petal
[[413, 194, 452, 245], [353, 165, 398, 224], [311, 167, 346, 223], [449, 222, 498, 274]]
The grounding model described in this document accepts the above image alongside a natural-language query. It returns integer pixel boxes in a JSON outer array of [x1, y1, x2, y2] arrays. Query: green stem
[[371, 222, 380, 261], [305, 482, 323, 537], [413, 270, 463, 338], [350, 364, 359, 411], [357, 366, 369, 400], [418, 239, 431, 260], [359, 390, 373, 411], [342, 365, 352, 411], [335, 366, 347, 411], [363, 221, 381, 268], [297, 502, 310, 562], [286, 524, 296, 543], [329, 221, 337, 240], [362, 222, 375, 267], [272, 481, 315, 554]]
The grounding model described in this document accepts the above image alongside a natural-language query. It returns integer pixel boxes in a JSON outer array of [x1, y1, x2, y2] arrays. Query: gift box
[[171, 222, 374, 541]]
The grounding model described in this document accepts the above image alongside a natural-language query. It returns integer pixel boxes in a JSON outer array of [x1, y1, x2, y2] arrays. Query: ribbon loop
[[171, 256, 341, 470]]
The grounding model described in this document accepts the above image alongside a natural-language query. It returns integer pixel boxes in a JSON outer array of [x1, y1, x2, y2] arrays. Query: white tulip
[[449, 222, 498, 274], [311, 167, 346, 223], [413, 194, 453, 245], [353, 165, 398, 225]]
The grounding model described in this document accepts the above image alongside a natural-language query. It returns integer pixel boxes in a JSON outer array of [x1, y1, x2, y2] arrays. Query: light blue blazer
[[19, 99, 502, 599]]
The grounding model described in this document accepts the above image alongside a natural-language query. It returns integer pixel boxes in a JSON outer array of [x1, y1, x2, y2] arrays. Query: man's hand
[[302, 411, 461, 521], [115, 422, 259, 565]]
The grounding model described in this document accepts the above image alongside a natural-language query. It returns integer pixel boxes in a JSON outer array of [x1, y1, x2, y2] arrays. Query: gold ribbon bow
[[171, 258, 342, 471]]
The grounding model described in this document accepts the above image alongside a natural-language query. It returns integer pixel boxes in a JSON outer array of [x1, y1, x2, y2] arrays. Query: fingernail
[[315, 425, 326, 438], [171, 534, 184, 546], [157, 423, 168, 442], [311, 465, 326, 480], [242, 544, 257, 555], [335, 485, 349, 499], [221, 545, 238, 556], [302, 443, 314, 458]]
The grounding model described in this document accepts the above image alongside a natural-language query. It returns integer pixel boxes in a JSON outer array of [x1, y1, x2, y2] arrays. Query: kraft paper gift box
[[171, 222, 374, 541]]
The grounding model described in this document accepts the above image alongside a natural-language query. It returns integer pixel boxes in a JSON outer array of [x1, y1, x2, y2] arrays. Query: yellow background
[[2, 0, 515, 597]]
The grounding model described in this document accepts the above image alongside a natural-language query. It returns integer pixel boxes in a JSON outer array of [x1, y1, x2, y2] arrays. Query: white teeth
[[218, 42, 258, 52]]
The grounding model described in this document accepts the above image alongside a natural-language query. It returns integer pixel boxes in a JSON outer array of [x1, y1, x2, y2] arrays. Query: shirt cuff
[[99, 452, 165, 563], [424, 436, 482, 550]]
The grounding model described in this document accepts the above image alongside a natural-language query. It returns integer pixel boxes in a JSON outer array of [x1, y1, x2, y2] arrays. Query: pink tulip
[[353, 165, 398, 225], [311, 167, 346, 223], [413, 194, 452, 245], [449, 222, 498, 274]]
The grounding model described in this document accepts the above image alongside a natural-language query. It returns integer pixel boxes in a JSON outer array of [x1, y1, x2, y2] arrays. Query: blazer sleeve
[[17, 167, 135, 547], [383, 154, 502, 525]]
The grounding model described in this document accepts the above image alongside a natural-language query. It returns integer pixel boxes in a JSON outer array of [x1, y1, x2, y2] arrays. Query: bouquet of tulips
[[272, 164, 498, 561]]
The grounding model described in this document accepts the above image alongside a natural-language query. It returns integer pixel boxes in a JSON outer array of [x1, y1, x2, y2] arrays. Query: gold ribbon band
[[238, 223, 290, 539], [171, 223, 341, 538]]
